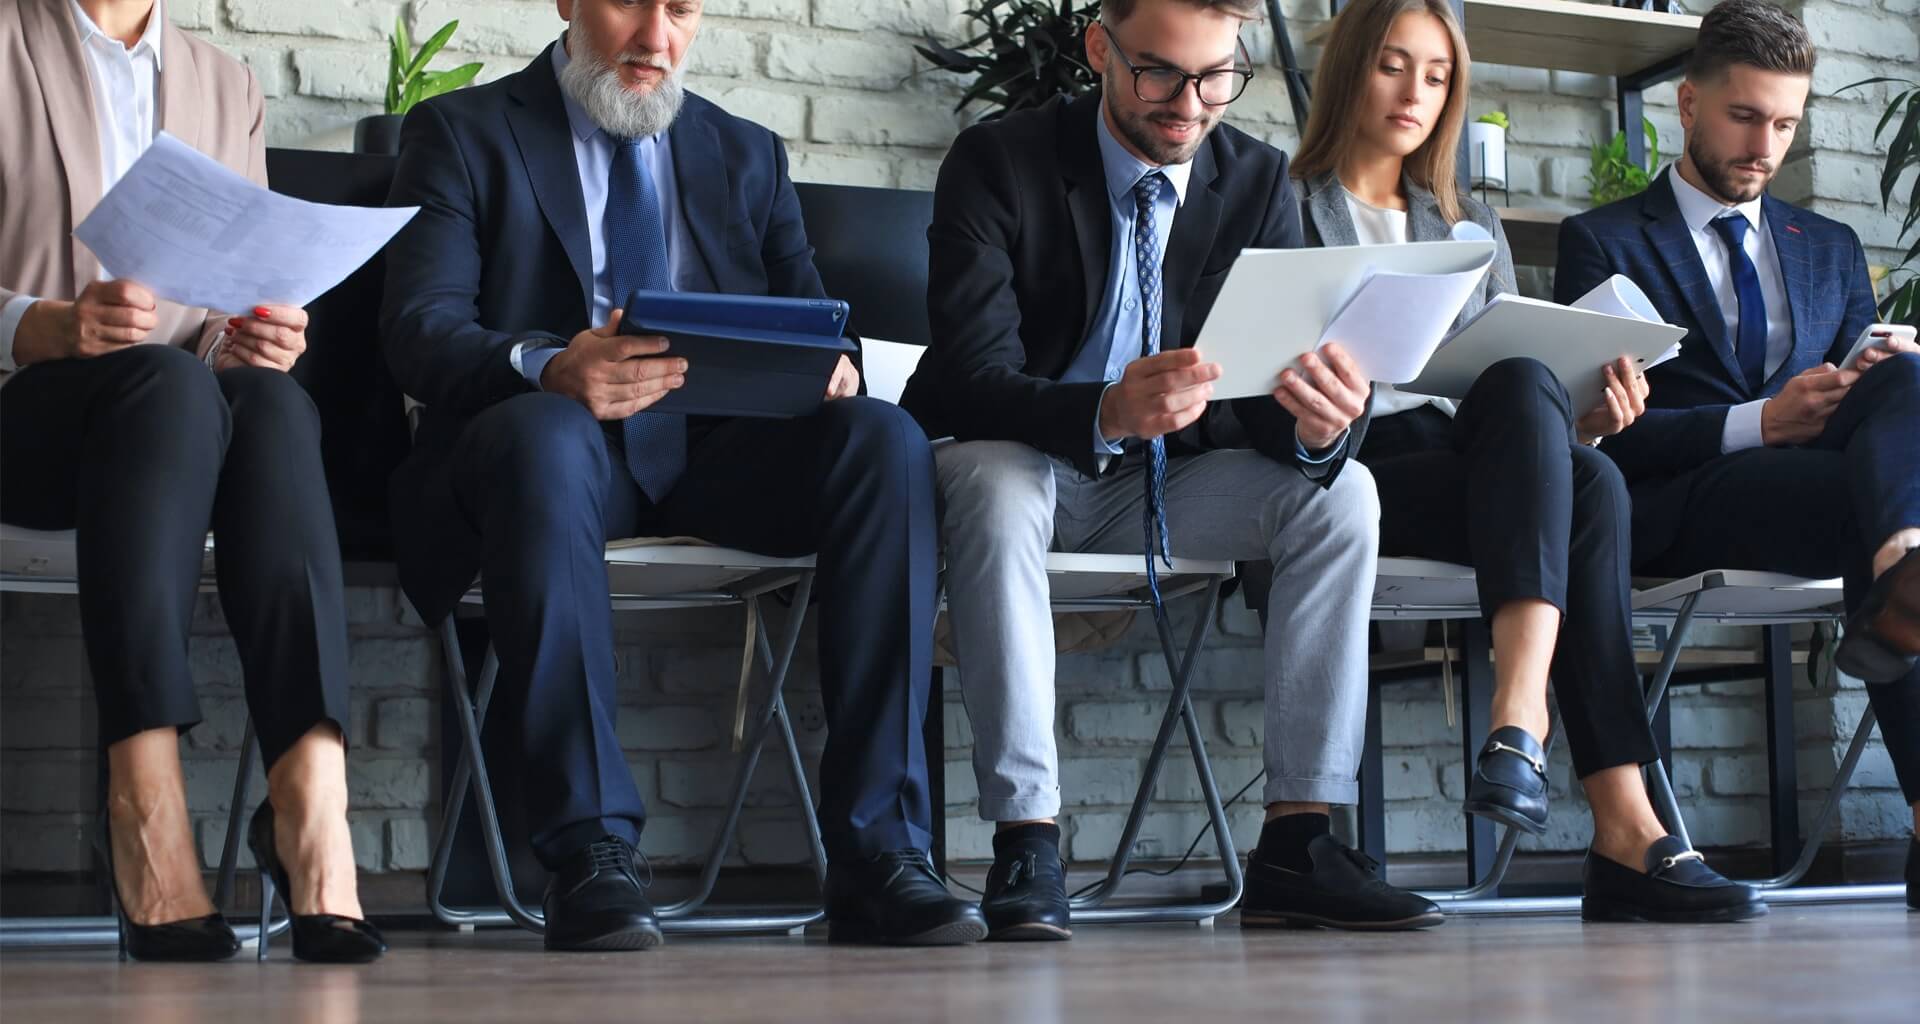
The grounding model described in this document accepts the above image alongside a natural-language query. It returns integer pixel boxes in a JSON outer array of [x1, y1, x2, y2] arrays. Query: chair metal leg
[[1072, 578, 1242, 925], [1762, 624, 1799, 876], [214, 719, 257, 910], [1419, 713, 1559, 907], [1357, 673, 1388, 867], [1461, 620, 1498, 888]]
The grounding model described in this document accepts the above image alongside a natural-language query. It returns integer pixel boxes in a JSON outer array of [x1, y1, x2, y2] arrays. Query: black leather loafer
[[827, 849, 988, 946], [1581, 836, 1765, 923], [981, 834, 1071, 941], [542, 835, 664, 952], [1835, 546, 1920, 683], [1240, 834, 1443, 931], [1462, 725, 1550, 835]]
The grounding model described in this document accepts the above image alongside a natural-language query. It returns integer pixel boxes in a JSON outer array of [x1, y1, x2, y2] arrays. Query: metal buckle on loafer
[[1486, 740, 1546, 776], [1657, 850, 1706, 874]]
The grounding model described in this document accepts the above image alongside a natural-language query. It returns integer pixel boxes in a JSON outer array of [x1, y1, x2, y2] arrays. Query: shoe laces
[[588, 838, 653, 888]]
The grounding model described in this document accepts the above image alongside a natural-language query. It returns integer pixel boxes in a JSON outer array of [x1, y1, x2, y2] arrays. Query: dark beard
[[1686, 136, 1770, 204], [1104, 70, 1217, 166]]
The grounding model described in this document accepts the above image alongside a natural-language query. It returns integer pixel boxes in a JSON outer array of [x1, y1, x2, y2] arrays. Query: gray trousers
[[935, 441, 1379, 821]]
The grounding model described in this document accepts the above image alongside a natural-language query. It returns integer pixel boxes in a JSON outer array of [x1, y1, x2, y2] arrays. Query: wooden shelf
[[1494, 205, 1566, 267], [1371, 646, 1807, 672], [1306, 0, 1699, 78]]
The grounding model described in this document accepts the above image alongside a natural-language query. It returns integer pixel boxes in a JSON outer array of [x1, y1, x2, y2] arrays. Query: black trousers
[[0, 344, 351, 768], [1633, 353, 1920, 804], [397, 392, 938, 868], [1361, 358, 1659, 779]]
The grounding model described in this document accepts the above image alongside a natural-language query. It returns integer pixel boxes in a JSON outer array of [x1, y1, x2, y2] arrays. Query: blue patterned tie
[[608, 137, 687, 501], [1709, 213, 1769, 393], [1133, 172, 1172, 613]]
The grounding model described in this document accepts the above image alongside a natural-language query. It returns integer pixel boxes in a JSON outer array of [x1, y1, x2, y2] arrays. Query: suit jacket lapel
[[1160, 141, 1219, 348], [668, 107, 731, 292], [1302, 172, 1358, 247], [24, 0, 104, 287], [505, 45, 593, 314], [1641, 172, 1746, 388], [1060, 95, 1111, 348], [1763, 194, 1811, 389], [157, 18, 201, 153]]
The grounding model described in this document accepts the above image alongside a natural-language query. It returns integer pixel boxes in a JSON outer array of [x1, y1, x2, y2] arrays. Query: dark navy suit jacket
[[1554, 169, 1877, 486], [379, 43, 831, 620]]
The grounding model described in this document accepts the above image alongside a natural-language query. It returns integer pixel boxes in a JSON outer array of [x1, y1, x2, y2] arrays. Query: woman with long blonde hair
[[1295, 0, 1760, 922]]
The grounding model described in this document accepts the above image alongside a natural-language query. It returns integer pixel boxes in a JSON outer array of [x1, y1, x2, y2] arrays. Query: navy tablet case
[[616, 291, 856, 418]]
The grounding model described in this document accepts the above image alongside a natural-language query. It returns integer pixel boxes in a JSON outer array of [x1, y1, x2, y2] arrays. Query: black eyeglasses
[[1100, 24, 1253, 107]]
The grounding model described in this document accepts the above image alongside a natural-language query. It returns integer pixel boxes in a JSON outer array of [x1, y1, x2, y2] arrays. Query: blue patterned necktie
[[1133, 172, 1172, 613], [1709, 213, 1769, 393], [608, 137, 687, 501]]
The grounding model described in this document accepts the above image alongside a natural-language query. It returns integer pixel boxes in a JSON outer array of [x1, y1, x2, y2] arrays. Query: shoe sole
[[1580, 897, 1768, 924], [1240, 910, 1445, 932], [985, 922, 1072, 942], [544, 925, 665, 952], [1461, 799, 1549, 837], [828, 918, 989, 946]]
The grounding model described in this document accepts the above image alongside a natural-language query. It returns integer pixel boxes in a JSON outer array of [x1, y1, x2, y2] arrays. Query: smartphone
[[1841, 323, 1917, 370]]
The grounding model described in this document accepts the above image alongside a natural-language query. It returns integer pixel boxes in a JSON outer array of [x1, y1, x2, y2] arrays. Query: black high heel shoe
[[246, 803, 387, 963], [95, 817, 240, 962]]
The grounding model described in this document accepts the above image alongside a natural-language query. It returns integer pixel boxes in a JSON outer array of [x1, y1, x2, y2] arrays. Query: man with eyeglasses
[[901, 0, 1436, 940]]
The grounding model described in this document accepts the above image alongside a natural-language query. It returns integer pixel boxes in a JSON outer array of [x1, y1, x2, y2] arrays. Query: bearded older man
[[381, 0, 980, 950]]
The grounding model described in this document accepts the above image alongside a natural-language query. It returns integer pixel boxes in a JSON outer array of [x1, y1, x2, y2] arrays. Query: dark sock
[[993, 822, 1061, 859], [1255, 813, 1331, 873]]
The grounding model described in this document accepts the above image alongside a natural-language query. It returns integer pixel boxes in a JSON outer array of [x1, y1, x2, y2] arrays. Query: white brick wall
[[3, 2, 1914, 881]]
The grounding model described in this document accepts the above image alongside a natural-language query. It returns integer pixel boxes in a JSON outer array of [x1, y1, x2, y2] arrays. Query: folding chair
[[0, 525, 286, 948], [1633, 570, 1906, 906], [1365, 557, 1554, 909]]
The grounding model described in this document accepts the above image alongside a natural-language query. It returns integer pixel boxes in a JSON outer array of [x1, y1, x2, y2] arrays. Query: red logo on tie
[[1786, 225, 1802, 234]]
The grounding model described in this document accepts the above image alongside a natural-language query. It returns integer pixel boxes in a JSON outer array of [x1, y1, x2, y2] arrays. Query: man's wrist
[[12, 300, 64, 367]]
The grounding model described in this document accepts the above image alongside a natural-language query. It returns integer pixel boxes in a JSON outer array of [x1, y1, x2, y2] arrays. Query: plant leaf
[[1876, 88, 1916, 139], [1881, 93, 1920, 208], [413, 63, 483, 105], [405, 20, 461, 83], [394, 13, 411, 68]]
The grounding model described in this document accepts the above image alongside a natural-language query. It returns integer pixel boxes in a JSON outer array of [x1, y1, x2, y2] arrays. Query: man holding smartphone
[[1556, 0, 1920, 910]]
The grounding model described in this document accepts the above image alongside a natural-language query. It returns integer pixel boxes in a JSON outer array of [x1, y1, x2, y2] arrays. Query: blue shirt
[[515, 38, 701, 387]]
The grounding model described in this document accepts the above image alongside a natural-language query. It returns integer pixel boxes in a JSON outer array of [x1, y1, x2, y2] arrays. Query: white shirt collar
[[69, 0, 165, 70], [1668, 164, 1763, 235], [1095, 104, 1192, 206]]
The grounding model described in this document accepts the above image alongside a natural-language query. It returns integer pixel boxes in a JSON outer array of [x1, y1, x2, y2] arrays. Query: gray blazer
[[1297, 170, 1517, 336]]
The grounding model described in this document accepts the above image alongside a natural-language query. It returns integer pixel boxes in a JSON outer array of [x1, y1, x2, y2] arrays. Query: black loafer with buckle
[[1581, 836, 1766, 923], [1462, 725, 1550, 835]]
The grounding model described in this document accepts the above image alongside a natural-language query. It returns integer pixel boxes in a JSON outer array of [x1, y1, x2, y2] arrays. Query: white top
[[0, 1, 166, 372], [1343, 192, 1457, 421], [1667, 168, 1789, 453]]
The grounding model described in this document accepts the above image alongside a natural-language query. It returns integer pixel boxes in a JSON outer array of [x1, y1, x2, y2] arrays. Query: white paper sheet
[[73, 133, 416, 313]]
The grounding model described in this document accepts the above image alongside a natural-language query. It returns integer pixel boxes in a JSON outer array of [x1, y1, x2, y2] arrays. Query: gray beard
[[558, 22, 688, 140]]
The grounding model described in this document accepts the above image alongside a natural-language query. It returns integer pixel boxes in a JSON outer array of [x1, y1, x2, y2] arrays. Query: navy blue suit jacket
[[379, 44, 831, 619], [1554, 169, 1877, 484]]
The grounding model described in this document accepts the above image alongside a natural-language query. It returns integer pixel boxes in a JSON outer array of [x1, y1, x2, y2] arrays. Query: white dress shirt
[[513, 37, 694, 387], [1344, 191, 1459, 422], [1666, 168, 1792, 453], [0, 0, 165, 372]]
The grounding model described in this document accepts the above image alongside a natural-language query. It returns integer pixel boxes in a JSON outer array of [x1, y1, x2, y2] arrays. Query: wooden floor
[[2, 906, 1916, 1022]]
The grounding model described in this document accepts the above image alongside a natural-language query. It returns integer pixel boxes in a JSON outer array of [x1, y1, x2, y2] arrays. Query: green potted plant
[[353, 17, 485, 155], [1470, 110, 1508, 189], [915, 1, 1102, 120], [1585, 117, 1661, 206], [1840, 77, 1920, 325]]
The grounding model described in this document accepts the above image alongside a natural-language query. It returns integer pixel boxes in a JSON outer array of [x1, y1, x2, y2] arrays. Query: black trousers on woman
[[0, 344, 350, 767], [1361, 357, 1658, 779]]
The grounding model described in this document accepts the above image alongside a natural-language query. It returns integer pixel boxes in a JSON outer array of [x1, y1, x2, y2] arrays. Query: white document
[[1404, 275, 1687, 414], [1196, 236, 1497, 399], [73, 132, 417, 314]]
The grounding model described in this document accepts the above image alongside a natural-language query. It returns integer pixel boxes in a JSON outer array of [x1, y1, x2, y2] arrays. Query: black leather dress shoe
[[981, 834, 1071, 941], [1240, 834, 1443, 931], [826, 849, 988, 945], [1906, 837, 1918, 911], [1581, 836, 1765, 923], [542, 835, 663, 952], [1462, 725, 1550, 835], [1835, 546, 1920, 683]]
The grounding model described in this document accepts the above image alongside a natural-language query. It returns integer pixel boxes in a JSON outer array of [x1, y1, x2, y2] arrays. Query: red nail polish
[[253, 306, 271, 319]]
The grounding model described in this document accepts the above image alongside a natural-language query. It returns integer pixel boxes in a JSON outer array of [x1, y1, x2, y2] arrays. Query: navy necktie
[[1709, 213, 1769, 393], [608, 137, 687, 501], [1133, 172, 1172, 612]]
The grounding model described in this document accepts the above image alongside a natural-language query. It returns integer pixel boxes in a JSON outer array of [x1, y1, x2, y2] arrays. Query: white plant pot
[[1470, 122, 1507, 190]]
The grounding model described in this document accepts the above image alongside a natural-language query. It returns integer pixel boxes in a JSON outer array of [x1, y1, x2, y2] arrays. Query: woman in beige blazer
[[0, 0, 382, 962]]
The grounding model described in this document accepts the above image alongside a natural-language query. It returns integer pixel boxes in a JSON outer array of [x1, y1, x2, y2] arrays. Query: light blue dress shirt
[[515, 38, 696, 388], [1072, 111, 1336, 463]]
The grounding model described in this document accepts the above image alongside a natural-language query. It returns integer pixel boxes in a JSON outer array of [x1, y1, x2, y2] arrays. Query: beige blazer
[[0, 0, 266, 379]]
